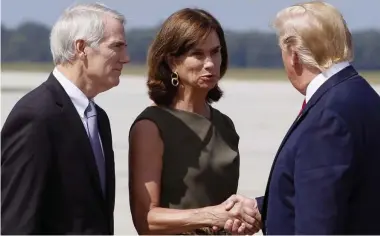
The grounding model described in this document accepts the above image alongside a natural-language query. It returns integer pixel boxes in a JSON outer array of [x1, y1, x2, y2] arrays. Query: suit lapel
[[96, 107, 115, 210], [45, 74, 106, 202], [261, 111, 304, 231], [261, 66, 359, 228]]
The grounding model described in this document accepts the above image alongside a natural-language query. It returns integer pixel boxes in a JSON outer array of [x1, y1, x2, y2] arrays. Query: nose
[[121, 52, 130, 64], [204, 56, 215, 69], [120, 46, 130, 64]]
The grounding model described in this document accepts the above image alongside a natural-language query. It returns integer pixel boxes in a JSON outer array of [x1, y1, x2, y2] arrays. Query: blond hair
[[272, 1, 353, 71]]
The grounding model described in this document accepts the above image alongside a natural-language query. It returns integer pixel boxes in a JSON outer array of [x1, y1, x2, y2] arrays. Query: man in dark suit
[[1, 3, 130, 234], [223, 1, 380, 235]]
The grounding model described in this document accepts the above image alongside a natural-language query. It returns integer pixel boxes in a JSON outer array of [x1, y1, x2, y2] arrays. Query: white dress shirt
[[305, 61, 350, 103], [53, 67, 104, 154]]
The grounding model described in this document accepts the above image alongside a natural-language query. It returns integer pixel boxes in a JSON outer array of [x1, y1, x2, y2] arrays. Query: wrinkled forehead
[[102, 15, 126, 43]]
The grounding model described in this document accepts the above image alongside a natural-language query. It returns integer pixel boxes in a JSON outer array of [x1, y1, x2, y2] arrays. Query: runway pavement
[[2, 71, 379, 234]]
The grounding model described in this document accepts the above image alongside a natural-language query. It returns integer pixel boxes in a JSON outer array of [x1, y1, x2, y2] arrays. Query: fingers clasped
[[222, 194, 262, 235]]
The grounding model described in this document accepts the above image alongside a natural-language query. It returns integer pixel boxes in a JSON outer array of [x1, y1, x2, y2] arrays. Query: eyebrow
[[193, 45, 221, 51], [211, 45, 222, 51], [111, 41, 127, 47]]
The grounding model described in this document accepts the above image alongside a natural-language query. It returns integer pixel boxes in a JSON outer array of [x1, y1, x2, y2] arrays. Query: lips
[[200, 74, 218, 81]]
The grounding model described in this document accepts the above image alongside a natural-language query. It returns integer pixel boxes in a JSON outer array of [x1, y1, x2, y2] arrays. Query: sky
[[2, 0, 379, 32]]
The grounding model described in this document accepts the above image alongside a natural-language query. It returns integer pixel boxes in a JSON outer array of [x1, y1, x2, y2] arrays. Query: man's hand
[[215, 194, 262, 235]]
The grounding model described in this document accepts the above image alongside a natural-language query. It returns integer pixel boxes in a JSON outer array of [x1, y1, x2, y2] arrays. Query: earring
[[171, 72, 179, 87]]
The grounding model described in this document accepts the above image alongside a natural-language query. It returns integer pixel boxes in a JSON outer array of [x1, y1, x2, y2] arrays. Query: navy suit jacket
[[258, 66, 380, 234]]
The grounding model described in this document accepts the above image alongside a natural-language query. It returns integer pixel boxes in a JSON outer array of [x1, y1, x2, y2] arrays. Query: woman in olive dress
[[128, 8, 261, 235]]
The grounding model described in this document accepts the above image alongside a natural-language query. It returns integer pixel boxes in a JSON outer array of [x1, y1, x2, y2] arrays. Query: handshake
[[209, 195, 262, 235]]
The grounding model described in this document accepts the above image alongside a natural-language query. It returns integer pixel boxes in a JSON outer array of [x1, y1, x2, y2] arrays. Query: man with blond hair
[[1, 3, 130, 234], [223, 1, 380, 235]]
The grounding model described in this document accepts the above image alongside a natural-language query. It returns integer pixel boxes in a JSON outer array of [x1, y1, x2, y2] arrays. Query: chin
[[113, 78, 120, 86], [110, 76, 120, 87], [100, 79, 119, 93], [200, 80, 218, 89]]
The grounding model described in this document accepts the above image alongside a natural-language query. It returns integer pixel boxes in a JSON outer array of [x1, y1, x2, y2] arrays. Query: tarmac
[[1, 71, 379, 234]]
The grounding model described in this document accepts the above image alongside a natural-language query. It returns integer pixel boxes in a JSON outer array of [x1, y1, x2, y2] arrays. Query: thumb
[[225, 195, 239, 210], [225, 194, 246, 211], [225, 199, 235, 211]]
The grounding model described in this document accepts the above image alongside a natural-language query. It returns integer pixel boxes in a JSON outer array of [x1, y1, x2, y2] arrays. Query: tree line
[[2, 22, 379, 70]]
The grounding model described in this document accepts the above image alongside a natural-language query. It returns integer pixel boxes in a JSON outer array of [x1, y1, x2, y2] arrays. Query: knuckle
[[245, 223, 254, 230], [231, 211, 239, 218]]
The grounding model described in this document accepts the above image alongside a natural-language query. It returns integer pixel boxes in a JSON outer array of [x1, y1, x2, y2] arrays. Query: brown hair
[[146, 8, 228, 106]]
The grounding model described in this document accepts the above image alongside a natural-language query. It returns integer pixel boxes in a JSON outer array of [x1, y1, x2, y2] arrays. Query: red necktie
[[299, 99, 306, 116]]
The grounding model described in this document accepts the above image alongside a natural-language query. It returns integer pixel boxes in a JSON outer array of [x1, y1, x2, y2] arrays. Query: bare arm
[[129, 119, 232, 234]]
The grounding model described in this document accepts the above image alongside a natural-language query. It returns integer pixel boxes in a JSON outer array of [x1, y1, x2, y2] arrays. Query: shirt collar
[[305, 61, 350, 103], [53, 67, 90, 118]]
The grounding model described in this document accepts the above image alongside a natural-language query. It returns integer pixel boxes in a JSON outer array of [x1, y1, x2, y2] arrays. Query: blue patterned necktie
[[85, 100, 106, 196]]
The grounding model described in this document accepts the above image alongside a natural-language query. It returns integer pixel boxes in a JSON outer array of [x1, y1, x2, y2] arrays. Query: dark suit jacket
[[1, 73, 116, 234], [258, 66, 380, 234]]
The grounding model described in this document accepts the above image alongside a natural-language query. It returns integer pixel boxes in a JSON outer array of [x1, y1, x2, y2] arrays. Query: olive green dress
[[131, 106, 240, 234]]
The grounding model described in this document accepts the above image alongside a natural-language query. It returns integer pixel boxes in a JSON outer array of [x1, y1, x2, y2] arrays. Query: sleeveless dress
[[131, 106, 240, 234]]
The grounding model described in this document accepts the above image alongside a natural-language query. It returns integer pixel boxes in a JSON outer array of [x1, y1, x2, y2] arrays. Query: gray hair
[[50, 3, 125, 65]]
